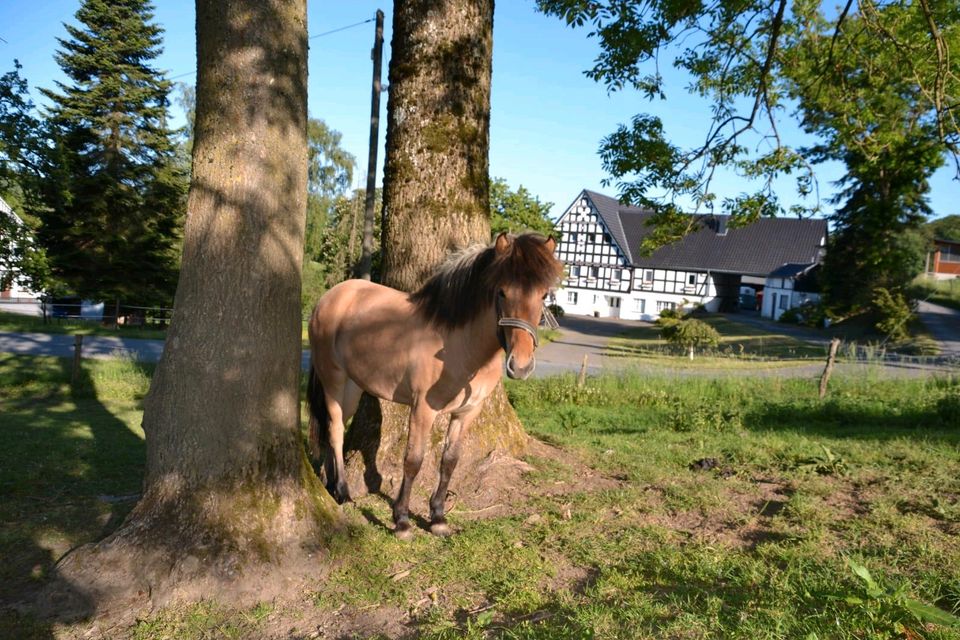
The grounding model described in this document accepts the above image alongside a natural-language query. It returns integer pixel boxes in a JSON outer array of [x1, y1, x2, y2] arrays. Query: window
[[589, 266, 599, 278], [688, 274, 697, 285], [568, 232, 578, 244], [612, 268, 622, 280], [634, 299, 646, 313], [570, 265, 580, 277], [567, 291, 578, 304], [593, 294, 599, 304], [779, 295, 789, 310], [942, 245, 960, 263], [644, 270, 654, 282], [657, 300, 676, 312]]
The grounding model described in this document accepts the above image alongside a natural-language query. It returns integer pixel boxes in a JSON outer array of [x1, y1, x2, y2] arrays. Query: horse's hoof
[[429, 521, 454, 537], [394, 522, 415, 541]]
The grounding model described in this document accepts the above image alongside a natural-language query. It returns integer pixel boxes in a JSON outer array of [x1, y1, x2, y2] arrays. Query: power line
[[309, 17, 375, 40], [166, 16, 377, 82]]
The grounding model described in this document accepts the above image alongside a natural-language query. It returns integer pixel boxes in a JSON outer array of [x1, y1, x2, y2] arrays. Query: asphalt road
[[2, 310, 959, 379]]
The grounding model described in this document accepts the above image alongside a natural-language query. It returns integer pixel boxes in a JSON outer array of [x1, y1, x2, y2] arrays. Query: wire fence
[[37, 298, 174, 329]]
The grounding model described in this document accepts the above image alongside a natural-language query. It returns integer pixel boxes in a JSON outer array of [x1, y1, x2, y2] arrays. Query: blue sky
[[1, 0, 956, 220]]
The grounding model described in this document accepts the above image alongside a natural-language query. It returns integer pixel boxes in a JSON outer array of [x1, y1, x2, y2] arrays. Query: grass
[[912, 276, 960, 312], [2, 354, 960, 638], [0, 310, 168, 340], [606, 315, 828, 362]]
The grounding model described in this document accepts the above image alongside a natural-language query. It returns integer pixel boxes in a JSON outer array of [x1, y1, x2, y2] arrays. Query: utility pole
[[355, 9, 384, 281]]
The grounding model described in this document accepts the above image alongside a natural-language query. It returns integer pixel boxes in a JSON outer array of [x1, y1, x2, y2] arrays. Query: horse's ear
[[544, 235, 556, 253], [495, 232, 511, 254]]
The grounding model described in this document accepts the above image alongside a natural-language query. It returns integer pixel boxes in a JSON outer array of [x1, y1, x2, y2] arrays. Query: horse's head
[[492, 232, 561, 380]]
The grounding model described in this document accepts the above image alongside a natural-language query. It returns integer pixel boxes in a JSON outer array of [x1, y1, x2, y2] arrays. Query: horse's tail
[[307, 367, 328, 461]]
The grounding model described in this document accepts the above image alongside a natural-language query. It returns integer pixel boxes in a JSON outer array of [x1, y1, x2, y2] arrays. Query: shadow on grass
[[0, 354, 150, 637], [742, 394, 960, 443]]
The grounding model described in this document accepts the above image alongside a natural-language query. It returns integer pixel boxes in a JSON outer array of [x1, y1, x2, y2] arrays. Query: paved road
[[2, 312, 958, 379], [917, 300, 960, 356]]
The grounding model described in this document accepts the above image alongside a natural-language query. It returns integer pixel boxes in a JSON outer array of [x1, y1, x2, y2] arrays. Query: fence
[[39, 299, 174, 329]]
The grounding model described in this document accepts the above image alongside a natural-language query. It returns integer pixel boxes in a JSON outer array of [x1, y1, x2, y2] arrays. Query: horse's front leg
[[393, 402, 436, 540], [429, 403, 483, 536]]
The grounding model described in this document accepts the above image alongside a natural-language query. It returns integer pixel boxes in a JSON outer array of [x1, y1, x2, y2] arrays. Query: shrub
[[661, 318, 721, 359], [546, 303, 565, 318], [873, 287, 914, 341]]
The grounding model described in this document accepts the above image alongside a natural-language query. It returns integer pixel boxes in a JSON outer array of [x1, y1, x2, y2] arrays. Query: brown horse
[[307, 232, 563, 538]]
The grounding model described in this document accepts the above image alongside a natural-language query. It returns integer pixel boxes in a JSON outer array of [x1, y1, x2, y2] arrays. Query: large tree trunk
[[48, 0, 337, 615], [342, 0, 530, 511]]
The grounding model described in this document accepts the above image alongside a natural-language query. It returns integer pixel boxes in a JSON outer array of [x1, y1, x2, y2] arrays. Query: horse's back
[[309, 280, 421, 401]]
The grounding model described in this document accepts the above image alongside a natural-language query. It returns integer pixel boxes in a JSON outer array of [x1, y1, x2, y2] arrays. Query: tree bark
[[49, 0, 337, 615], [342, 0, 531, 510]]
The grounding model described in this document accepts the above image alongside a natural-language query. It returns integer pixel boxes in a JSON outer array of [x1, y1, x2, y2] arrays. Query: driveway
[[917, 301, 960, 357], [534, 314, 641, 377]]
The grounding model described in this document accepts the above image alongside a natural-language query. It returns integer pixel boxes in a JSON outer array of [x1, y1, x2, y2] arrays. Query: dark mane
[[409, 232, 563, 330]]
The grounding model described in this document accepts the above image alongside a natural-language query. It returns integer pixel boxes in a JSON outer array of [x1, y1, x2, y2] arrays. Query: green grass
[[607, 315, 828, 361], [0, 310, 168, 340], [912, 276, 960, 312], [2, 354, 959, 638]]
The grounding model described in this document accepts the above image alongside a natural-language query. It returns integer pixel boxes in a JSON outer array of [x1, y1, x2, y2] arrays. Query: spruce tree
[[39, 0, 186, 308]]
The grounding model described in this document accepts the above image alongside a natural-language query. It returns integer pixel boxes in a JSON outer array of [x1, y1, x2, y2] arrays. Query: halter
[[495, 294, 540, 352]]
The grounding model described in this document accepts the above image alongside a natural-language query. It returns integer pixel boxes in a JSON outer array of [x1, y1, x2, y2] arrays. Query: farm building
[[552, 190, 827, 321]]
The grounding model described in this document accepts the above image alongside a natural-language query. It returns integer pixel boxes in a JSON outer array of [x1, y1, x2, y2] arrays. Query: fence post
[[577, 354, 588, 388], [818, 337, 841, 399], [72, 334, 84, 385]]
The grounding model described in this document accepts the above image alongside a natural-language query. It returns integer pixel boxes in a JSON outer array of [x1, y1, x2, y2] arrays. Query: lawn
[[2, 354, 959, 638], [912, 277, 960, 312], [0, 310, 168, 341], [606, 315, 829, 362]]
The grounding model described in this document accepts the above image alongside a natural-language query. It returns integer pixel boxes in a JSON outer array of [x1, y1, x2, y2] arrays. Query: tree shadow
[[742, 394, 960, 443], [0, 355, 149, 635]]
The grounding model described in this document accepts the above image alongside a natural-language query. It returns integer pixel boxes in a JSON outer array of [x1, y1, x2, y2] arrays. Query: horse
[[306, 232, 563, 539]]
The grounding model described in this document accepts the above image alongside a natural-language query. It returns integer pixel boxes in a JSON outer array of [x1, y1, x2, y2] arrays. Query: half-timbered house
[[553, 190, 827, 321]]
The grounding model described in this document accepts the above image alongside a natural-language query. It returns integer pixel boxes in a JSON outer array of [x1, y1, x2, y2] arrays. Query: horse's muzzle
[[505, 352, 536, 380]]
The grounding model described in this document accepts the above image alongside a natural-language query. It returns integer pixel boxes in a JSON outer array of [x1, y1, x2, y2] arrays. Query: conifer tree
[[39, 0, 186, 307]]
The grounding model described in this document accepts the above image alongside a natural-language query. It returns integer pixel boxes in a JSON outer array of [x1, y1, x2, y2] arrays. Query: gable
[[555, 191, 630, 268]]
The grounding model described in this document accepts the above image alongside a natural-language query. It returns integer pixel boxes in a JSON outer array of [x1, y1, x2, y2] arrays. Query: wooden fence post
[[819, 338, 841, 399], [72, 334, 84, 386], [577, 354, 588, 388]]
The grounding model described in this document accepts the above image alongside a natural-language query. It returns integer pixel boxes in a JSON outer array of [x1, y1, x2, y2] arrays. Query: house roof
[[582, 190, 827, 277]]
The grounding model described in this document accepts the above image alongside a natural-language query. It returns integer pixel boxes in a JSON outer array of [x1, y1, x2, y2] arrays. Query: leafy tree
[[0, 204, 51, 295], [38, 0, 188, 307], [53, 0, 335, 609], [301, 187, 383, 315], [304, 118, 356, 262], [783, 3, 957, 316], [928, 214, 960, 242], [0, 61, 49, 225], [489, 177, 556, 237], [536, 0, 959, 242]]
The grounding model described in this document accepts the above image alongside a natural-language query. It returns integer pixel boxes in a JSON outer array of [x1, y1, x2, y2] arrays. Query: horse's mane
[[409, 232, 563, 330]]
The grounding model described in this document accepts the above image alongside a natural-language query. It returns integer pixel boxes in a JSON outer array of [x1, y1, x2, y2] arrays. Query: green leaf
[[848, 560, 877, 591], [903, 599, 960, 627]]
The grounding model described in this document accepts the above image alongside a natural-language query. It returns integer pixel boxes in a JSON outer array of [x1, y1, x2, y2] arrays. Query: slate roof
[[582, 190, 828, 277]]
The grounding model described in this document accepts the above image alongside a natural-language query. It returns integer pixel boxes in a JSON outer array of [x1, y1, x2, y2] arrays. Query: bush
[[546, 303, 565, 318], [661, 318, 721, 358], [872, 287, 914, 341], [778, 307, 802, 324]]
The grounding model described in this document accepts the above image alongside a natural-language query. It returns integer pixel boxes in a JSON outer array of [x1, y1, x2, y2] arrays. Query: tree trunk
[[342, 0, 530, 510], [49, 0, 337, 615]]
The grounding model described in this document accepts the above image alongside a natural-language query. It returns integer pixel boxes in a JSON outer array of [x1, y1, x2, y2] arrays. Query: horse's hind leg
[[429, 404, 481, 536], [323, 376, 360, 504], [393, 402, 436, 540]]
